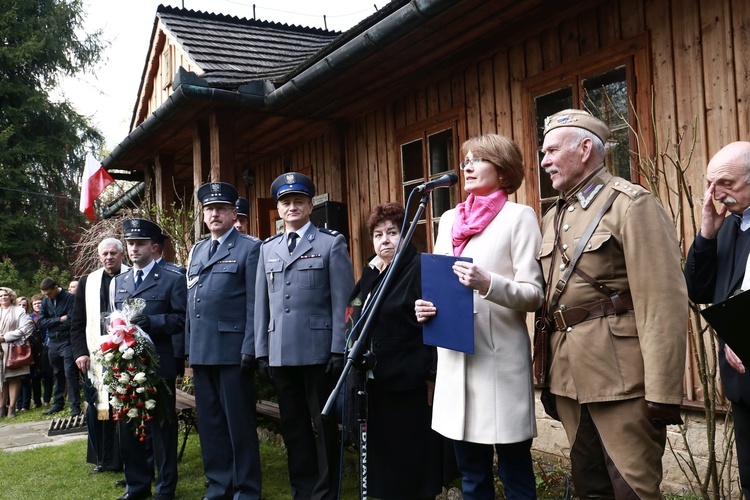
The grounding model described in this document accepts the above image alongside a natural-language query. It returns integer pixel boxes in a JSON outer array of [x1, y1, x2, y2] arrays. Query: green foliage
[[0, 0, 105, 282]]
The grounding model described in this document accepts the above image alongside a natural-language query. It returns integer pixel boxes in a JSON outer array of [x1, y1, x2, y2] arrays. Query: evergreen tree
[[0, 0, 105, 281]]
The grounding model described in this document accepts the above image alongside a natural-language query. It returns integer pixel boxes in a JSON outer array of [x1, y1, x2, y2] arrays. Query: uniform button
[[285, 294, 290, 299], [308, 264, 312, 268], [559, 264, 566, 271], [286, 281, 291, 285], [199, 284, 203, 288], [587, 243, 592, 249], [234, 326, 238, 330], [563, 224, 570, 231], [196, 314, 201, 318], [374, 341, 381, 348], [562, 244, 568, 250], [567, 205, 575, 212], [614, 181, 620, 186], [196, 298, 201, 303], [285, 308, 290, 313]]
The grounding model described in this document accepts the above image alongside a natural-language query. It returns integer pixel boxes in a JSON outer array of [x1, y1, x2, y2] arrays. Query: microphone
[[415, 173, 459, 193]]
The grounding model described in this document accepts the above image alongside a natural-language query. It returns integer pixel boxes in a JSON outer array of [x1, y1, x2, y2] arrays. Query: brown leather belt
[[552, 292, 633, 331]]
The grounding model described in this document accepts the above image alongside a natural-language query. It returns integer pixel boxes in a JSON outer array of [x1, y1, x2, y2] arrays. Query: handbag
[[6, 340, 34, 369]]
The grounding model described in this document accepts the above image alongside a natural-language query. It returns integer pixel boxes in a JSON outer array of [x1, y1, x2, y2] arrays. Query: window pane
[[401, 139, 424, 182], [583, 66, 631, 180], [535, 87, 573, 200], [430, 185, 454, 219], [411, 221, 428, 253], [403, 184, 427, 221], [428, 129, 454, 175]]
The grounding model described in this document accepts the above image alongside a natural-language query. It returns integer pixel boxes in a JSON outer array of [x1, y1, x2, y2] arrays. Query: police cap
[[235, 197, 250, 217], [122, 218, 163, 241], [543, 109, 611, 144], [197, 182, 239, 206], [270, 172, 315, 201], [154, 232, 170, 245]]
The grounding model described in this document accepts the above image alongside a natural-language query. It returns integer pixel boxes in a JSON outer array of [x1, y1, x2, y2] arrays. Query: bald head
[[707, 141, 750, 214]]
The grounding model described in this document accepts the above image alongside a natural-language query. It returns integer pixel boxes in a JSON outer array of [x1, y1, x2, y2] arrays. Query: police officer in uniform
[[235, 197, 250, 235], [536, 109, 688, 498], [255, 172, 354, 500], [186, 182, 263, 499], [153, 232, 187, 379], [113, 218, 186, 500]]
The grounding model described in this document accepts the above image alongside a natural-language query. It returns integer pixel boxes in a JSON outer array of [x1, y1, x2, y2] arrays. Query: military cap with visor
[[197, 182, 239, 206], [122, 218, 163, 241], [543, 108, 611, 144], [270, 172, 315, 201]]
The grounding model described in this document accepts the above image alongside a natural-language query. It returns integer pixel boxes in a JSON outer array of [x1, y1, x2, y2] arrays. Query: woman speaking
[[415, 134, 544, 499]]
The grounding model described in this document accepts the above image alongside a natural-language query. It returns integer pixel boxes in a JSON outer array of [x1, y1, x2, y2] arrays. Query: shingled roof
[[156, 5, 342, 87]]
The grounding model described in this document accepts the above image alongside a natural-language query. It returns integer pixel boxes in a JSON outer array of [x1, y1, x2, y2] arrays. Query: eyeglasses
[[459, 158, 484, 170]]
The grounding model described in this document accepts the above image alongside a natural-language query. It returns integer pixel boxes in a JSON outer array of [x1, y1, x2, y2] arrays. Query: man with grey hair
[[685, 141, 750, 497], [535, 109, 688, 497], [71, 237, 128, 473]]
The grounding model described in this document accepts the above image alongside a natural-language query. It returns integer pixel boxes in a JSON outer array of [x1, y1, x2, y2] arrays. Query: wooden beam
[[209, 109, 234, 182]]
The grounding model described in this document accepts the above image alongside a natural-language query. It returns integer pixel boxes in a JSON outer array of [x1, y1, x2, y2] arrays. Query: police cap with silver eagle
[[197, 182, 239, 206], [270, 172, 315, 201], [122, 218, 163, 241], [543, 108, 611, 144]]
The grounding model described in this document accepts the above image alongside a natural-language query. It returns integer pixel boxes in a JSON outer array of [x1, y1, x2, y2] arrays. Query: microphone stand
[[322, 190, 431, 500]]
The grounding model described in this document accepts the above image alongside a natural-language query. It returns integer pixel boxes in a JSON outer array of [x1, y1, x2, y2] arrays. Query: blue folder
[[421, 253, 475, 354]]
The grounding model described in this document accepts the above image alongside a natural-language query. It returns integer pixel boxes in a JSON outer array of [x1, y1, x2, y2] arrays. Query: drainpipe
[[264, 0, 457, 108], [102, 182, 146, 218]]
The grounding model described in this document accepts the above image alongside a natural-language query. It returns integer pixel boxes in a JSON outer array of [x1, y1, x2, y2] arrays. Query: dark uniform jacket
[[113, 266, 186, 380], [185, 228, 261, 365]]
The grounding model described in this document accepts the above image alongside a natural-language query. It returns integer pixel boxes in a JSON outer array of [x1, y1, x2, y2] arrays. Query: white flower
[[145, 399, 156, 410], [119, 373, 130, 384], [104, 352, 115, 362], [133, 372, 147, 384], [109, 396, 121, 407], [136, 387, 146, 394], [116, 386, 128, 394], [122, 348, 135, 360], [127, 408, 139, 419]]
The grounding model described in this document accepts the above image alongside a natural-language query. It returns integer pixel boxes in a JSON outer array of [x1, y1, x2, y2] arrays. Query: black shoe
[[114, 479, 127, 487], [70, 406, 82, 417], [93, 465, 104, 473], [42, 405, 63, 415], [116, 491, 150, 500]]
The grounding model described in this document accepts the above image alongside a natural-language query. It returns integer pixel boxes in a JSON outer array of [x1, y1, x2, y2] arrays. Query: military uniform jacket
[[254, 227, 354, 366], [185, 228, 261, 365], [538, 167, 687, 405], [113, 265, 186, 380]]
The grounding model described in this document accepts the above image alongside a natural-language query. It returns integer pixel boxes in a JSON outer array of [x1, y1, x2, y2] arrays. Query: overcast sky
[[57, 0, 381, 154]]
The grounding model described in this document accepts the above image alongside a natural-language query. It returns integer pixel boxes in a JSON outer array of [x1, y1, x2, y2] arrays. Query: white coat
[[431, 201, 544, 444]]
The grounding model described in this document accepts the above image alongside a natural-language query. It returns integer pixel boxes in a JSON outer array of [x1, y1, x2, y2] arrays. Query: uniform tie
[[134, 270, 143, 290], [288, 232, 299, 254], [209, 239, 219, 259]]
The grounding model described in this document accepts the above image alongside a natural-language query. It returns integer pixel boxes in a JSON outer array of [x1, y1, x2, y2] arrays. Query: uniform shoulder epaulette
[[264, 233, 284, 244], [239, 233, 262, 243], [611, 178, 650, 200], [318, 227, 340, 236], [160, 265, 183, 275]]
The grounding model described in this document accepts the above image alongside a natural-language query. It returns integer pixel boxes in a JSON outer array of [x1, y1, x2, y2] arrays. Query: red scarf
[[451, 190, 508, 256]]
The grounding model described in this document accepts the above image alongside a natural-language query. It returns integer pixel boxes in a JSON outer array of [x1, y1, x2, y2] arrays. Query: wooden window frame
[[521, 34, 653, 217], [395, 109, 462, 252]]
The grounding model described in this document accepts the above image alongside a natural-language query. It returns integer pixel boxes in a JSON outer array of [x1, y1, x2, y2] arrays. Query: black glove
[[540, 388, 560, 421], [240, 354, 257, 376], [645, 401, 683, 428], [257, 356, 273, 382], [131, 314, 150, 332], [326, 353, 345, 377]]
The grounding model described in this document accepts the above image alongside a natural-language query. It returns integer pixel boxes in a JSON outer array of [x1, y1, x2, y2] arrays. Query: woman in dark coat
[[345, 202, 454, 500]]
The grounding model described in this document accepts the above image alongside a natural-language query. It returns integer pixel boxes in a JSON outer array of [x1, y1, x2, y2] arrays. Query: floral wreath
[[93, 298, 168, 440]]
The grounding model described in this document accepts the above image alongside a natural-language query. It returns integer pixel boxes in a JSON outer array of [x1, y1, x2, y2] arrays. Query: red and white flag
[[79, 152, 114, 220]]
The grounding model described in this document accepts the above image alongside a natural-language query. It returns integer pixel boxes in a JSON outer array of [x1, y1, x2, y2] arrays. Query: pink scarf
[[451, 190, 508, 256]]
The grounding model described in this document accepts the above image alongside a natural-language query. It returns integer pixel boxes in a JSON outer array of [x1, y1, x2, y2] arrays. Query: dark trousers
[[272, 364, 340, 500], [732, 400, 750, 499], [120, 378, 178, 496], [193, 364, 262, 500], [453, 439, 536, 500], [47, 337, 80, 408]]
